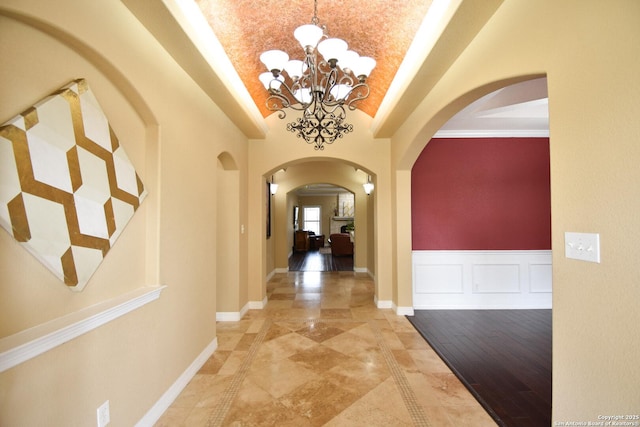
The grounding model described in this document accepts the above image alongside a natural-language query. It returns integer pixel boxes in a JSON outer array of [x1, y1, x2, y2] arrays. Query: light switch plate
[[97, 400, 110, 427], [565, 232, 600, 263]]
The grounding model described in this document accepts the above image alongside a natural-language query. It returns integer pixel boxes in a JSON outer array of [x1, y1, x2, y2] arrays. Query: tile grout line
[[368, 320, 433, 427], [206, 318, 273, 427], [295, 317, 433, 427], [204, 316, 431, 426]]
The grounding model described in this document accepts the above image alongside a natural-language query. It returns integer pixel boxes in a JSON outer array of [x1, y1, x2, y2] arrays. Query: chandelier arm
[[305, 50, 319, 88], [290, 77, 304, 94], [264, 92, 290, 119], [324, 69, 338, 101], [337, 73, 356, 86], [316, 60, 335, 84], [265, 78, 311, 113], [292, 74, 315, 107], [345, 82, 371, 110]]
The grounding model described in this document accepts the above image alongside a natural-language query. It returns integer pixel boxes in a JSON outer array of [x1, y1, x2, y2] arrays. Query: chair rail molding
[[0, 285, 167, 373]]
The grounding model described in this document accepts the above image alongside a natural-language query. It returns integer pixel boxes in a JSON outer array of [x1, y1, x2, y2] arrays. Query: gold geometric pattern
[[0, 79, 147, 291]]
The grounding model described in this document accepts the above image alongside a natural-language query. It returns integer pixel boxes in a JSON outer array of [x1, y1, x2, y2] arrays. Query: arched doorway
[[266, 160, 375, 277], [289, 184, 355, 272], [411, 77, 551, 310], [408, 77, 552, 425]]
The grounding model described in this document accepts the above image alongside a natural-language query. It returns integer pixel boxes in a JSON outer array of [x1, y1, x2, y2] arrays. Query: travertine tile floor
[[155, 272, 496, 426]]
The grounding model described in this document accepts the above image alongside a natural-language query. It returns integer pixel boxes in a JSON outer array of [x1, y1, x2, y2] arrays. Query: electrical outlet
[[565, 232, 600, 263], [97, 400, 110, 427]]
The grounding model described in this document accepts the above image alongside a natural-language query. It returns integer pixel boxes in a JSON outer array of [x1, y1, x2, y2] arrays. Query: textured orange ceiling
[[194, 0, 432, 118]]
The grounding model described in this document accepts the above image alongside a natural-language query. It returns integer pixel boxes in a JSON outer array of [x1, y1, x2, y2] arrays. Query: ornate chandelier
[[258, 0, 376, 150]]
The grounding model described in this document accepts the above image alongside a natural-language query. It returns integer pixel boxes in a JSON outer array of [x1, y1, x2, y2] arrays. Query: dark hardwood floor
[[288, 248, 354, 271], [407, 309, 552, 427]]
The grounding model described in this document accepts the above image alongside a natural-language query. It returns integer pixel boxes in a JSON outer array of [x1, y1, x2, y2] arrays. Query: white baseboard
[[376, 299, 393, 309], [412, 250, 552, 309], [216, 312, 241, 322], [248, 296, 268, 310], [373, 299, 413, 315], [216, 302, 249, 322], [266, 269, 276, 282], [136, 337, 218, 427], [274, 267, 289, 273], [395, 305, 415, 316]]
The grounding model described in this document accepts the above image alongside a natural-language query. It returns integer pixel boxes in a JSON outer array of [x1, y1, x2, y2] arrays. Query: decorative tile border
[[368, 319, 432, 427], [206, 319, 273, 426], [203, 318, 432, 426]]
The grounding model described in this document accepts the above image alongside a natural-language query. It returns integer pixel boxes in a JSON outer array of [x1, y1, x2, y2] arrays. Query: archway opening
[[408, 77, 552, 426], [290, 184, 355, 272], [265, 160, 374, 277]]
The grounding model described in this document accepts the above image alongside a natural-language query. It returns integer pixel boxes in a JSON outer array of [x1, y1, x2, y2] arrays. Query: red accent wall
[[411, 138, 551, 250]]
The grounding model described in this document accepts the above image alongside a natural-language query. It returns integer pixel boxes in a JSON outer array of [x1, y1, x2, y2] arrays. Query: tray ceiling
[[194, 0, 433, 118]]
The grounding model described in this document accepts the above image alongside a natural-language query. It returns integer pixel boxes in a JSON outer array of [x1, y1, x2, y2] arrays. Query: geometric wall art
[[0, 79, 147, 291]]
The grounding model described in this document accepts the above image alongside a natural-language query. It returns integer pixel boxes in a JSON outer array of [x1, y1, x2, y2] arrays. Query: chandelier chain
[[311, 0, 319, 25]]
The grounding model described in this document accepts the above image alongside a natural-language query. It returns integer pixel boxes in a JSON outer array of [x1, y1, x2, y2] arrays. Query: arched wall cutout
[[218, 151, 238, 171], [0, 8, 158, 128]]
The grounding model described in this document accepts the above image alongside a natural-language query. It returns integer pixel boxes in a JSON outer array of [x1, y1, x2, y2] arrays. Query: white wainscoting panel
[[414, 264, 464, 294], [529, 263, 553, 293], [473, 264, 521, 293], [412, 250, 552, 309]]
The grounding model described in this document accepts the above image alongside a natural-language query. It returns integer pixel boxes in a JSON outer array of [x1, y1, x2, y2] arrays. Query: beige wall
[[2, 0, 638, 424], [0, 1, 248, 425], [391, 0, 640, 420]]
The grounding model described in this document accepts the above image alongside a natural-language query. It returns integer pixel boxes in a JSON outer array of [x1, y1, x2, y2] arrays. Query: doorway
[[411, 78, 551, 310], [409, 77, 552, 426]]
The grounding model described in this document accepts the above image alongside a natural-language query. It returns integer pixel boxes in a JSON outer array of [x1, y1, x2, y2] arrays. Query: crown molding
[[433, 129, 549, 138]]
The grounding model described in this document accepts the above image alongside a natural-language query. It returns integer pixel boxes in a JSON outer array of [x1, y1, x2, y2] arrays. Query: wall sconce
[[363, 175, 374, 195], [270, 175, 279, 195]]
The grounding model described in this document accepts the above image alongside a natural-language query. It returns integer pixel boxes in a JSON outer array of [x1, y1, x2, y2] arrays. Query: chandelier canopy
[[259, 0, 376, 150]]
